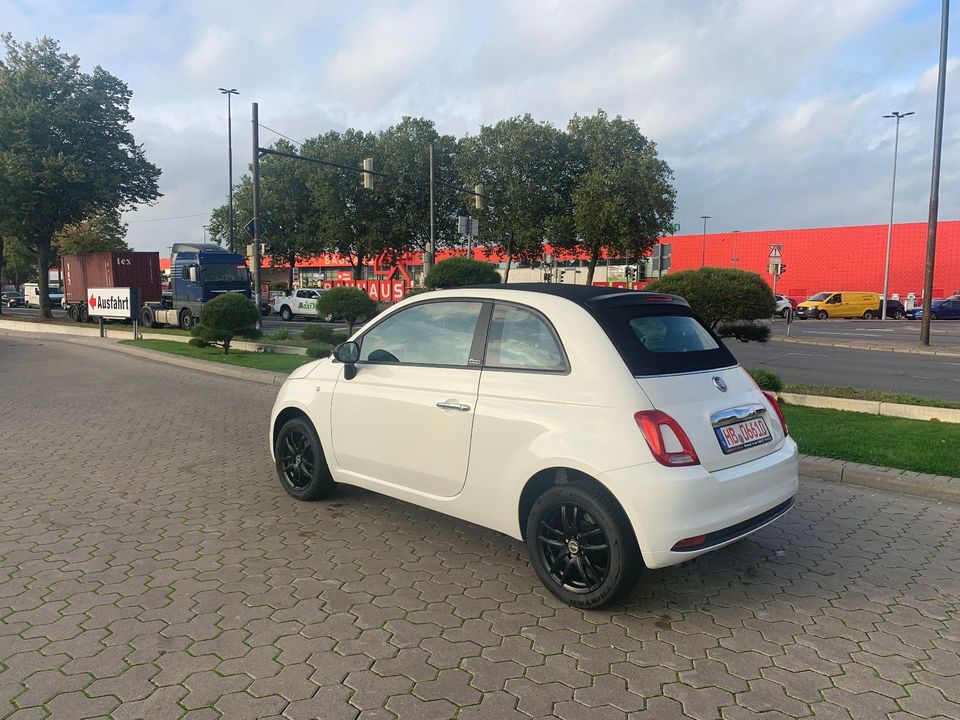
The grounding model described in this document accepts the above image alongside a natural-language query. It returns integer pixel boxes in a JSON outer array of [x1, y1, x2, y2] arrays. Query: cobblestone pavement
[[2, 334, 959, 720]]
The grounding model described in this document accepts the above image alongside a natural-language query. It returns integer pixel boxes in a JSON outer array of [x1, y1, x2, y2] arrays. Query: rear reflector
[[762, 391, 789, 436], [672, 535, 706, 550], [634, 410, 700, 467]]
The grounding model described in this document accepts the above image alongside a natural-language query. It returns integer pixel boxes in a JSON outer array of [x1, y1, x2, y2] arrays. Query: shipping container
[[62, 252, 162, 304]]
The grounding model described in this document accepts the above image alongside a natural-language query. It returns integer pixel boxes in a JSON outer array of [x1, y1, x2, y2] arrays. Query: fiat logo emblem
[[713, 376, 728, 392]]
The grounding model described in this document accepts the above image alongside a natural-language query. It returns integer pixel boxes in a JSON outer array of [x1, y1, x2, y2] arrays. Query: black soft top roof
[[463, 283, 689, 309]]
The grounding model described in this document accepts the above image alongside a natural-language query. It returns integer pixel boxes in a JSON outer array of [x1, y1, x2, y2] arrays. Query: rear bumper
[[602, 438, 799, 569]]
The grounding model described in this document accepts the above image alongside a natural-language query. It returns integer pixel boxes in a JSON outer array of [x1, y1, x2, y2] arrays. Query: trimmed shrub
[[423, 257, 501, 289], [317, 286, 378, 335], [188, 337, 209, 348], [715, 321, 771, 343], [269, 328, 291, 341], [190, 293, 262, 355], [748, 368, 783, 392], [306, 342, 334, 359], [301, 324, 348, 345]]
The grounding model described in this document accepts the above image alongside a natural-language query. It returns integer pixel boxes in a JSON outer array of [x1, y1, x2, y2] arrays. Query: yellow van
[[796, 292, 881, 319]]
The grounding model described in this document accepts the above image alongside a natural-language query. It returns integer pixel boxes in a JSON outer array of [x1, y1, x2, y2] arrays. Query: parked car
[[269, 285, 798, 608], [877, 299, 906, 319], [273, 288, 326, 321], [910, 297, 960, 320], [1, 291, 26, 308], [774, 294, 796, 318], [795, 291, 881, 319]]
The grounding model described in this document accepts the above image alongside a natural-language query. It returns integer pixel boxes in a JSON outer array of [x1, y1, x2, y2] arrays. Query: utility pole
[[425, 142, 435, 282], [251, 102, 262, 327], [880, 111, 913, 319], [921, 0, 949, 346], [219, 88, 239, 253], [699, 216, 711, 268]]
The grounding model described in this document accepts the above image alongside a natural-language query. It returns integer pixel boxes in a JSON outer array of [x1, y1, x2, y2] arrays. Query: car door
[[944, 299, 960, 318], [330, 299, 487, 498]]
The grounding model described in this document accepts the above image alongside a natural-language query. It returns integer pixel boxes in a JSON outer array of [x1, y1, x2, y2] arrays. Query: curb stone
[[773, 335, 960, 358], [4, 325, 958, 504]]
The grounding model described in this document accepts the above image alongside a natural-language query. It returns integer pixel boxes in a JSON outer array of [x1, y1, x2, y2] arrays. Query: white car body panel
[[273, 290, 323, 319], [270, 287, 799, 571]]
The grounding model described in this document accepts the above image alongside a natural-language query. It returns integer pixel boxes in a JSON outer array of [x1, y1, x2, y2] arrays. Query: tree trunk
[[223, 338, 231, 355], [353, 254, 364, 281], [347, 319, 354, 335], [0, 236, 4, 316], [288, 252, 296, 290], [585, 242, 601, 286], [503, 236, 514, 283], [37, 239, 52, 320]]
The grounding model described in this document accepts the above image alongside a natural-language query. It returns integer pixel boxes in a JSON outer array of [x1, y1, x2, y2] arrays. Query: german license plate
[[715, 417, 772, 453]]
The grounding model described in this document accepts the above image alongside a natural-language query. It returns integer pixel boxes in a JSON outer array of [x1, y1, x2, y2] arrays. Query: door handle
[[436, 400, 471, 412]]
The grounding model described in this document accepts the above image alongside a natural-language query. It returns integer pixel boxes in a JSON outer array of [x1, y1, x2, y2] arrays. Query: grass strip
[[783, 384, 960, 410], [782, 403, 959, 477], [119, 339, 313, 374]]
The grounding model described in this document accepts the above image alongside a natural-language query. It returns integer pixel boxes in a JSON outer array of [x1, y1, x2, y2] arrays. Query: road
[[1, 333, 959, 719], [731, 340, 960, 402]]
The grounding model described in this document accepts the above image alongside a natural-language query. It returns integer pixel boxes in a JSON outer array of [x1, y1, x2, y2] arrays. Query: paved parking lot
[[2, 333, 959, 720]]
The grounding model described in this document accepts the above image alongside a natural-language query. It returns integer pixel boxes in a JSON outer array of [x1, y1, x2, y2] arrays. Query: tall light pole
[[880, 111, 914, 319], [699, 215, 711, 268], [219, 88, 239, 253]]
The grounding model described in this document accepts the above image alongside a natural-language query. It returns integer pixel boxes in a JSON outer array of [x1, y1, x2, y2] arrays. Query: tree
[[189, 293, 262, 355], [0, 35, 161, 319], [456, 115, 574, 281], [424, 257, 501, 289], [317, 286, 378, 335], [53, 209, 129, 256], [645, 267, 776, 342], [560, 110, 676, 284]]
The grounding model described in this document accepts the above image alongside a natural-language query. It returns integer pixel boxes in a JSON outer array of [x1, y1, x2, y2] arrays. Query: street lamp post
[[699, 216, 711, 268], [219, 88, 239, 253], [880, 111, 914, 319], [731, 230, 740, 267]]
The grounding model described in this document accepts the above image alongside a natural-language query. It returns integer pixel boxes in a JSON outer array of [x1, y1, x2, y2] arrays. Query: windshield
[[809, 292, 831, 302], [201, 263, 248, 283]]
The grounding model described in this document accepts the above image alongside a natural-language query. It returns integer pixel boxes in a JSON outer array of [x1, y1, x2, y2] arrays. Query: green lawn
[[782, 403, 959, 477], [120, 339, 314, 374]]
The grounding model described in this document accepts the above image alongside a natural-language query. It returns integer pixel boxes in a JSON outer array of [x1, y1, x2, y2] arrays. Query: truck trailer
[[62, 252, 162, 322]]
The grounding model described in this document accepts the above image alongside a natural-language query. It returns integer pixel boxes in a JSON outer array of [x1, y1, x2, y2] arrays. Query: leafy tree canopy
[[53, 210, 129, 256], [189, 293, 262, 354], [0, 34, 160, 317], [645, 267, 775, 342]]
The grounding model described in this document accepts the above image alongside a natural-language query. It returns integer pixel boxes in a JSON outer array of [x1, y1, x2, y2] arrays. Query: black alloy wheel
[[274, 417, 335, 501], [525, 482, 640, 609], [537, 502, 610, 593]]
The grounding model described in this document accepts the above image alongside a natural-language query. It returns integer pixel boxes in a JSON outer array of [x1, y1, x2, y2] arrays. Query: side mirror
[[188, 266, 199, 284], [333, 341, 361, 380]]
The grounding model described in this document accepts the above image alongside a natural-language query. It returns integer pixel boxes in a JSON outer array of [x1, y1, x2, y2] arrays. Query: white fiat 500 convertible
[[269, 285, 798, 608]]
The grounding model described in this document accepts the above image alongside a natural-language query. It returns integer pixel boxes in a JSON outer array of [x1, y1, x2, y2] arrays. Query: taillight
[[634, 410, 700, 467], [762, 391, 789, 436]]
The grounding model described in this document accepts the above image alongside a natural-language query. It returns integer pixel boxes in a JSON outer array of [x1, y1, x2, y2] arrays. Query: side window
[[359, 301, 484, 367], [829, 294, 841, 304], [296, 290, 309, 298], [485, 304, 566, 371]]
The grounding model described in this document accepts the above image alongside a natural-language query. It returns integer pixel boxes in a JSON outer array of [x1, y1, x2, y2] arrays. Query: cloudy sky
[[4, 0, 957, 253]]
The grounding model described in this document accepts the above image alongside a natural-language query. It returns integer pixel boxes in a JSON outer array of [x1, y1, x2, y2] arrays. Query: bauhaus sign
[[87, 287, 141, 320]]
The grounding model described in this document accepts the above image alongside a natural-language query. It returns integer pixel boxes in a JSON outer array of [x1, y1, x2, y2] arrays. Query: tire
[[274, 417, 336, 501], [79, 305, 90, 323], [179, 309, 195, 331], [862, 310, 875, 320], [930, 312, 938, 320], [68, 304, 80, 322], [893, 310, 905, 320], [280, 306, 293, 322], [525, 481, 640, 609], [140, 306, 161, 329], [779, 308, 789, 318], [816, 310, 828, 320]]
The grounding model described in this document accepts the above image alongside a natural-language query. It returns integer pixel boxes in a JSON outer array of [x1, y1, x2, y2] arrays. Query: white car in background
[[273, 288, 325, 321], [774, 294, 796, 318], [268, 285, 798, 608]]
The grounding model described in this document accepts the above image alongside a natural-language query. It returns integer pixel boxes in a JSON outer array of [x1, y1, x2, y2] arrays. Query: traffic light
[[558, 270, 565, 283], [362, 157, 374, 190], [475, 184, 484, 210]]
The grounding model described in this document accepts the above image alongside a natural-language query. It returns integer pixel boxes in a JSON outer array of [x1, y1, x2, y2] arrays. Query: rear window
[[590, 305, 737, 376]]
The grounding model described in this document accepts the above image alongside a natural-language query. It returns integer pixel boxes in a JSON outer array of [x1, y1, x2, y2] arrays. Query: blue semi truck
[[139, 243, 253, 330]]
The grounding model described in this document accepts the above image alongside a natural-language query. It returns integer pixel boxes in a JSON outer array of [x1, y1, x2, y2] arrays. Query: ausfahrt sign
[[87, 287, 141, 320]]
